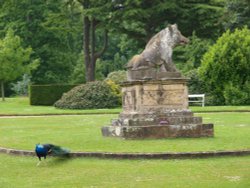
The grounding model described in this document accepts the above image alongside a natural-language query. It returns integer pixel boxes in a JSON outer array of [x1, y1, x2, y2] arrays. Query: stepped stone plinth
[[101, 73, 213, 139]]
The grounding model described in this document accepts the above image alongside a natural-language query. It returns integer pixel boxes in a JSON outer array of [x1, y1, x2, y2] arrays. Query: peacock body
[[35, 144, 70, 161]]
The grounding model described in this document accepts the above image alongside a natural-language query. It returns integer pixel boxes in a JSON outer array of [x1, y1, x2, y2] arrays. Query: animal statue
[[126, 24, 189, 72], [35, 143, 70, 165]]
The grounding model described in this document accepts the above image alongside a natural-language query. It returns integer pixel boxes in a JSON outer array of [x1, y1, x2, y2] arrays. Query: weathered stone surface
[[126, 24, 189, 75], [102, 78, 214, 139], [121, 79, 189, 113], [102, 124, 213, 139], [127, 67, 157, 81], [127, 68, 182, 81], [111, 115, 202, 127]]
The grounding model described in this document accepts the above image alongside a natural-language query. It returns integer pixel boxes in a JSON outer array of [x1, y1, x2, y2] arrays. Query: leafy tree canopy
[[0, 0, 82, 84], [0, 29, 39, 101], [222, 0, 250, 30]]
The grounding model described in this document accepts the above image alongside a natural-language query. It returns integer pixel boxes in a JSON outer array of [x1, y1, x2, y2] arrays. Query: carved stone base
[[101, 78, 214, 139], [120, 79, 190, 111]]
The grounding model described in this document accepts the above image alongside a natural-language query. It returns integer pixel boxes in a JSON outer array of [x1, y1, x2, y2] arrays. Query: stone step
[[119, 111, 194, 120], [111, 116, 202, 126], [102, 124, 214, 139]]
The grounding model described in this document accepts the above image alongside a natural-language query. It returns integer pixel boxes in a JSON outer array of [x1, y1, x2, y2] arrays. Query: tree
[[0, 0, 82, 84], [90, 0, 224, 79], [0, 29, 39, 101], [174, 32, 213, 73], [112, 0, 223, 47], [183, 0, 224, 39], [0, 0, 226, 84], [198, 27, 250, 105], [222, 0, 250, 30], [97, 34, 138, 77], [77, 0, 113, 82], [77, 0, 208, 81], [31, 0, 82, 84], [171, 33, 213, 96]]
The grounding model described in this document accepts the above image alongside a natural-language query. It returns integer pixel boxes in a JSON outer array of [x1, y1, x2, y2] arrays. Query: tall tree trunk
[[83, 14, 91, 82], [83, 18, 108, 82], [1, 81, 5, 102], [89, 19, 97, 81], [80, 0, 108, 82]]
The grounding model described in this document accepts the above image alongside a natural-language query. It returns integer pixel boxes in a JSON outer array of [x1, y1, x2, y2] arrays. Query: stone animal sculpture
[[126, 24, 189, 72]]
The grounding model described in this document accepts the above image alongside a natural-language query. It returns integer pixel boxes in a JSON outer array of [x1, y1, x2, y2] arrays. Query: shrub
[[186, 69, 205, 94], [106, 79, 122, 105], [104, 70, 127, 105], [11, 74, 30, 96], [198, 27, 250, 105], [29, 84, 78, 105], [224, 82, 250, 105], [54, 81, 120, 109], [105, 70, 127, 84]]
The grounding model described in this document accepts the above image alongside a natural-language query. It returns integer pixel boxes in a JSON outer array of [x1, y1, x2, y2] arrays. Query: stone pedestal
[[101, 77, 213, 139]]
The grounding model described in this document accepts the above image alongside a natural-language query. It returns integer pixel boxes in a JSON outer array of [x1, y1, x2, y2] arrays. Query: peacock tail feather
[[50, 145, 70, 157]]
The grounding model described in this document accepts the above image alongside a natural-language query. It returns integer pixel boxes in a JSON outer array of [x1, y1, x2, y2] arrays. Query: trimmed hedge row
[[29, 84, 78, 105]]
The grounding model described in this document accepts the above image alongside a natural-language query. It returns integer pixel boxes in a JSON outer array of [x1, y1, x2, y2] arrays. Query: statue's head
[[167, 24, 189, 47]]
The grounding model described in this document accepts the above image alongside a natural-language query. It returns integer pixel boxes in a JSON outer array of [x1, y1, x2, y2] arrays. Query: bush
[[11, 74, 30, 96], [54, 81, 120, 109], [186, 69, 205, 94], [198, 27, 250, 105], [29, 84, 78, 105], [106, 79, 122, 105], [224, 82, 250, 105], [104, 70, 127, 105], [105, 70, 127, 84]]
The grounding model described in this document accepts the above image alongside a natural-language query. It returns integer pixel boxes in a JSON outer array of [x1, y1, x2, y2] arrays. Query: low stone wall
[[1, 147, 249, 160], [0, 147, 35, 156]]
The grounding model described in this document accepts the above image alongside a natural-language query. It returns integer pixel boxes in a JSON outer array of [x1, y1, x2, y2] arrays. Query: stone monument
[[102, 24, 214, 139]]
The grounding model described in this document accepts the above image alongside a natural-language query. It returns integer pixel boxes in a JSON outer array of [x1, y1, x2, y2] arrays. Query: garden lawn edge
[[0, 146, 249, 160]]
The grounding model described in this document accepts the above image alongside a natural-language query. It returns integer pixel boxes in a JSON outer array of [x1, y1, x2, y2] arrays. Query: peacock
[[35, 144, 70, 164]]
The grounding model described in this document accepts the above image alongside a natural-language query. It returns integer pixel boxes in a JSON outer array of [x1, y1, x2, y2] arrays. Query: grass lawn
[[0, 154, 249, 188], [0, 113, 249, 152], [0, 97, 250, 115], [0, 97, 121, 115], [0, 98, 249, 187]]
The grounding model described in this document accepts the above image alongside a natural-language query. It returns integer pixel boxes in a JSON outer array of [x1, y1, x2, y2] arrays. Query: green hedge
[[29, 84, 78, 106]]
